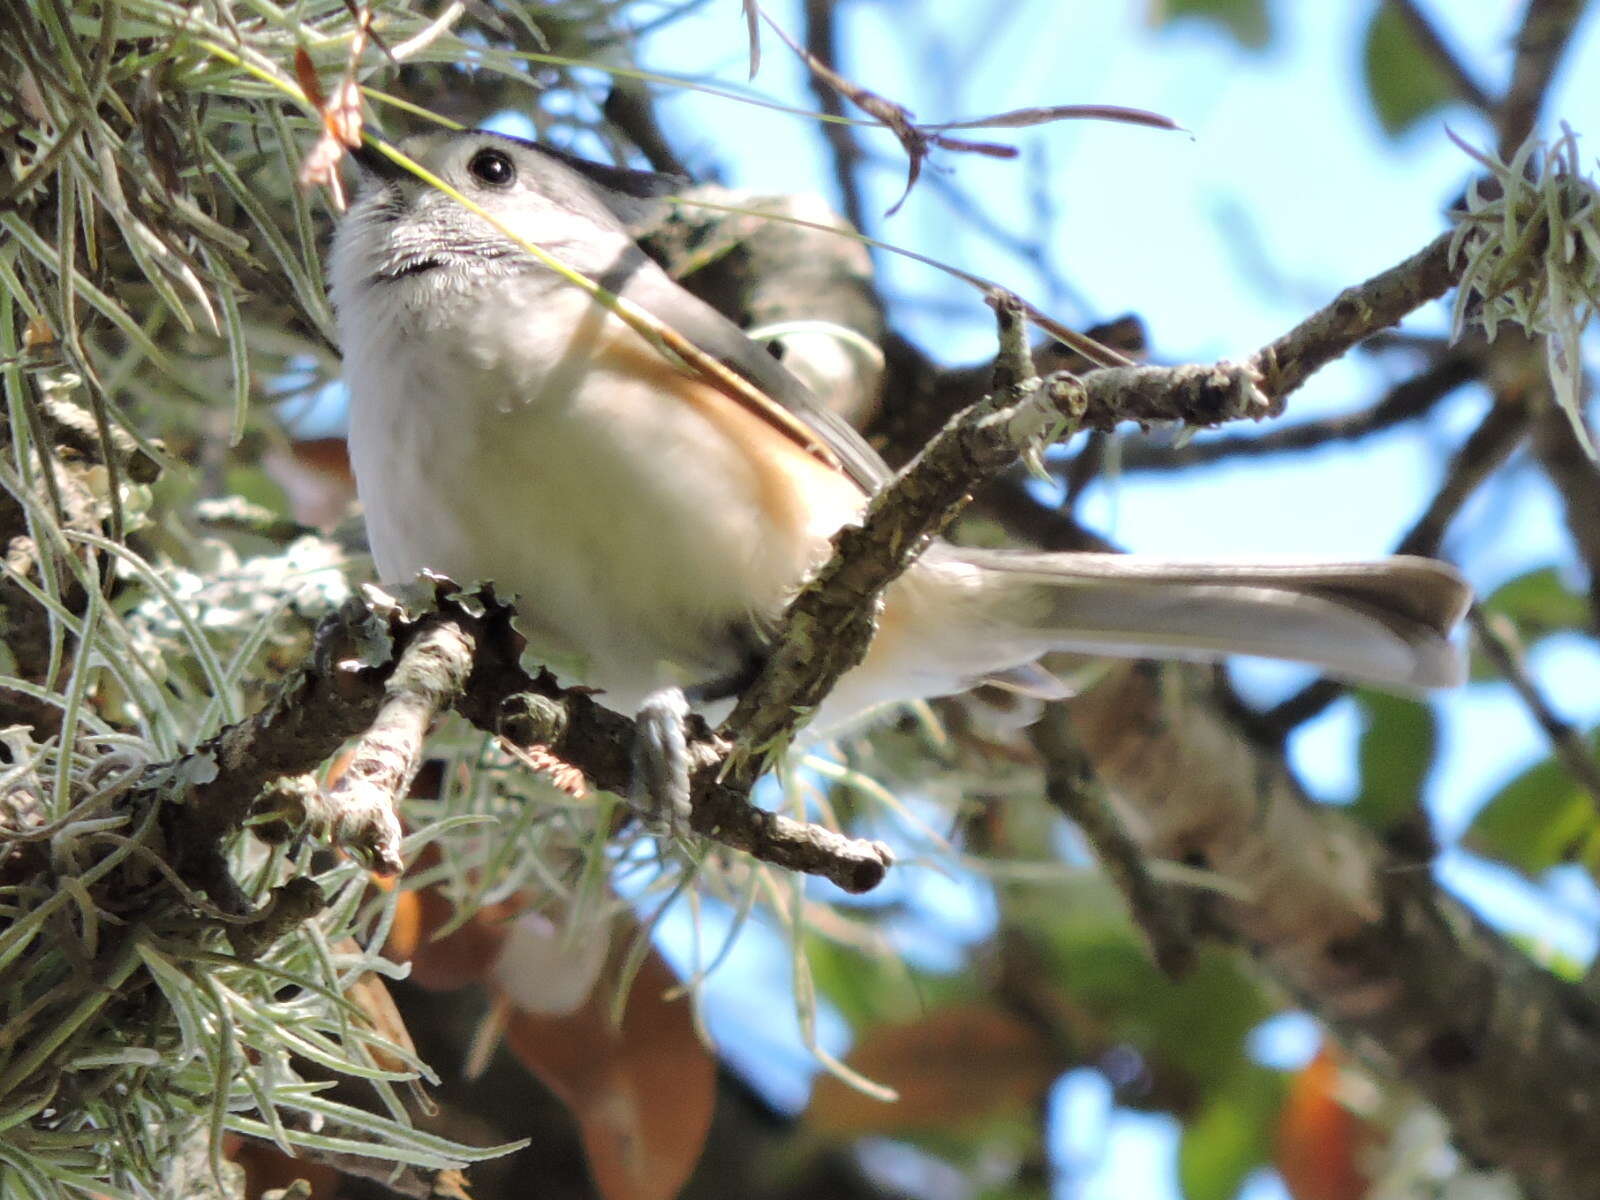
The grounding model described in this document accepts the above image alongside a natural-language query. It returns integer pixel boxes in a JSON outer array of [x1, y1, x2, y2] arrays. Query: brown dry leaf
[[384, 874, 525, 992], [345, 969, 417, 1075], [807, 1004, 1060, 1135], [224, 1132, 344, 1197], [500, 943, 714, 1200], [263, 437, 359, 529]]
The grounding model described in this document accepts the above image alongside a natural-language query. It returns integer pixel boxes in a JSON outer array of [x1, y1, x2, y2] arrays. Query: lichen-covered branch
[[877, 229, 1467, 463], [1113, 349, 1481, 472]]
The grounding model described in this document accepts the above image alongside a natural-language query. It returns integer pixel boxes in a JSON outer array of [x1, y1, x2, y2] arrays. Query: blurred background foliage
[[0, 0, 1597, 1199]]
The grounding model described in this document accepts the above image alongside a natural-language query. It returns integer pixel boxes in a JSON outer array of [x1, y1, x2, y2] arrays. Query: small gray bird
[[329, 129, 1469, 766]]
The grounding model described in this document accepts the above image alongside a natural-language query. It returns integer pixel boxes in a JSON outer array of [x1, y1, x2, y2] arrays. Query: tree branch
[[1249, 231, 1462, 411], [1113, 349, 1481, 472], [1060, 663, 1600, 1200], [1498, 0, 1588, 157], [1028, 704, 1197, 978], [717, 295, 1083, 787]]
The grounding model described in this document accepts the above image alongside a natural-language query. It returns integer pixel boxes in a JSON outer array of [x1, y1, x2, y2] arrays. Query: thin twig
[[1257, 395, 1530, 740], [1029, 704, 1195, 978], [1471, 605, 1600, 808]]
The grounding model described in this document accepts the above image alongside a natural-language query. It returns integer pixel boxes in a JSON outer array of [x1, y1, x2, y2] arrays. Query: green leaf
[[1351, 691, 1438, 832], [1024, 899, 1275, 1089], [1153, 0, 1273, 49], [1361, 5, 1457, 137], [1465, 741, 1600, 878], [1483, 567, 1591, 639], [1178, 1065, 1285, 1200]]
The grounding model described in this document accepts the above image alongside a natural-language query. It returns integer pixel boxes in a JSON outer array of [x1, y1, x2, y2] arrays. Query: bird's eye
[[468, 148, 516, 187]]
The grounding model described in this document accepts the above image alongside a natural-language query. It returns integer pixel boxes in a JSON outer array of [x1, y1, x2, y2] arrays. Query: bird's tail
[[950, 547, 1472, 691]]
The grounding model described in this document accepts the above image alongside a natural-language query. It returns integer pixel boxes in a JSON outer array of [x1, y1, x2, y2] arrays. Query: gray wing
[[513, 133, 893, 491], [613, 258, 893, 491]]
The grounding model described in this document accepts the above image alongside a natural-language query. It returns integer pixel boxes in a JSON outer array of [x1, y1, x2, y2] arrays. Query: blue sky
[[623, 2, 1600, 1197]]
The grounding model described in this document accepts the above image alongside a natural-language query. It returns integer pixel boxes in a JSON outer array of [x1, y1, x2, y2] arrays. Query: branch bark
[[1060, 663, 1600, 1200], [1498, 0, 1588, 157]]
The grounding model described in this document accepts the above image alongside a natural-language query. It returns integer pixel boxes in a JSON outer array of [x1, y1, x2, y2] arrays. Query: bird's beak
[[349, 138, 408, 183]]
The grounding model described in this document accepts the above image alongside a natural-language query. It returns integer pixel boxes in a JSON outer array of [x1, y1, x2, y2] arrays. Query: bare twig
[[1250, 231, 1463, 410], [1471, 605, 1600, 808], [880, 230, 1465, 467], [1498, 0, 1587, 157], [1029, 704, 1195, 978]]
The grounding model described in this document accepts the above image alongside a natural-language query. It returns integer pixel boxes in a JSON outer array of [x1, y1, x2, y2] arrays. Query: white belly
[[344, 285, 866, 711]]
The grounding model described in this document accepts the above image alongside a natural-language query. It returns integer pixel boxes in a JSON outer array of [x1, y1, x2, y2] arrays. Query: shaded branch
[[1028, 704, 1196, 978], [1060, 663, 1600, 1200], [1532, 400, 1600, 625], [802, 0, 868, 234], [1498, 0, 1588, 157], [1471, 604, 1600, 809]]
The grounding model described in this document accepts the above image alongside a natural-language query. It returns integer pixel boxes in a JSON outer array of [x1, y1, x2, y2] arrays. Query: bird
[[329, 128, 1470, 819]]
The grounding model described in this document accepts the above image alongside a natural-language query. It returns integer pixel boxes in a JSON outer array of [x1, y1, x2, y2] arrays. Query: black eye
[[468, 148, 515, 187]]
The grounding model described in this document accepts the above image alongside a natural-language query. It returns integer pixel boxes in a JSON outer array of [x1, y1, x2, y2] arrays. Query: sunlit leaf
[[1178, 1064, 1286, 1200], [1464, 745, 1600, 878], [1482, 567, 1591, 640]]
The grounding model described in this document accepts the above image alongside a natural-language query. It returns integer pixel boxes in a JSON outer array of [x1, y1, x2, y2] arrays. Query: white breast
[[341, 274, 867, 711]]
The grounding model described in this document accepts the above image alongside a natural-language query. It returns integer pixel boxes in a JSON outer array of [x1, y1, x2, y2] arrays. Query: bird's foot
[[630, 686, 693, 839]]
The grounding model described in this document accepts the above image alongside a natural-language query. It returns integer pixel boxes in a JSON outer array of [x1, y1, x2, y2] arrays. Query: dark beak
[[349, 138, 408, 183]]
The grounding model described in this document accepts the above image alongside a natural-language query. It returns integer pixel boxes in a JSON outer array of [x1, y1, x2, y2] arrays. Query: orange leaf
[[225, 1132, 343, 1196], [807, 1005, 1060, 1135], [386, 882, 525, 991], [500, 946, 713, 1200], [1276, 1044, 1376, 1200]]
